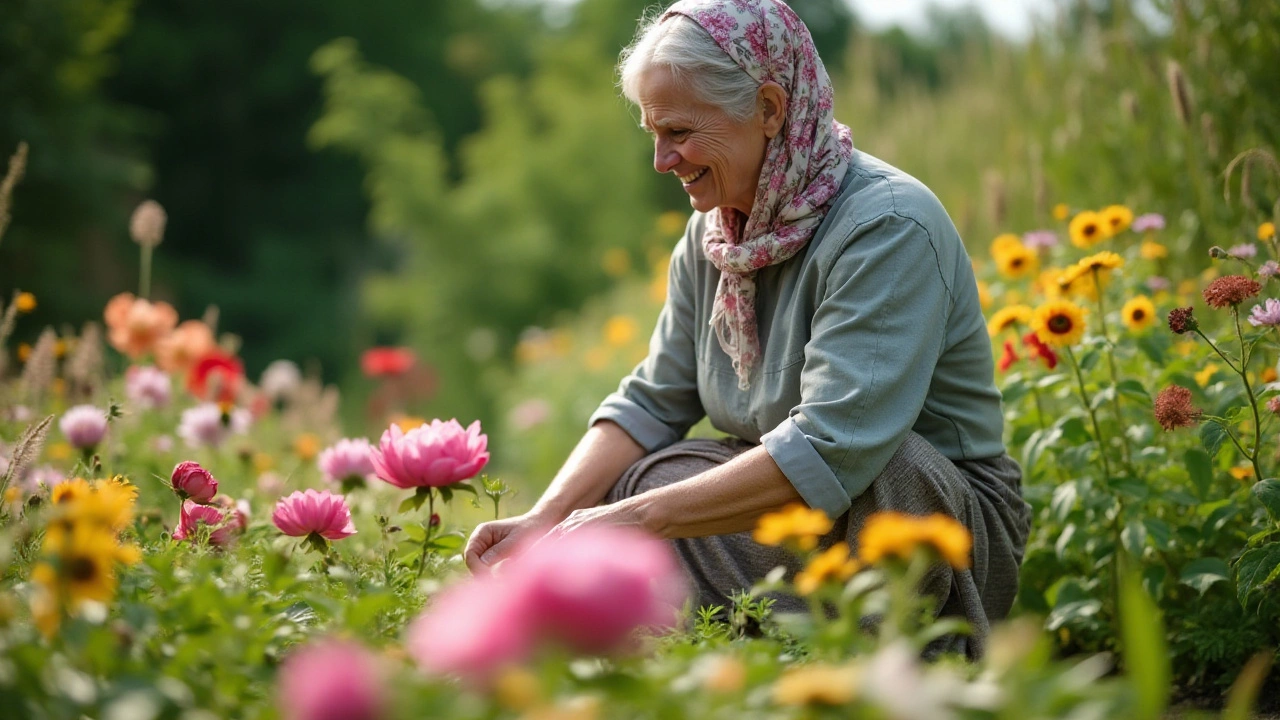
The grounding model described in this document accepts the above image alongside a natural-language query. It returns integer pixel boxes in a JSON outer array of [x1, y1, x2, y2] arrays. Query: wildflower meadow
[[4, 0, 1280, 718]]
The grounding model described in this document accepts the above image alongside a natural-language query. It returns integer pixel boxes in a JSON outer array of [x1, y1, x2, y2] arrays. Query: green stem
[[1066, 346, 1112, 478], [139, 244, 153, 300], [416, 489, 436, 580], [1231, 306, 1265, 481], [1092, 269, 1133, 468]]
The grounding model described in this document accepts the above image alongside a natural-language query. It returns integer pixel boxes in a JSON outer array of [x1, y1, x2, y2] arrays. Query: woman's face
[[637, 66, 771, 215]]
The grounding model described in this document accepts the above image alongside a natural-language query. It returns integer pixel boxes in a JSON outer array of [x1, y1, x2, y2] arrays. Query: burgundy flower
[[1154, 385, 1201, 431], [1167, 306, 1197, 335], [1202, 275, 1262, 309]]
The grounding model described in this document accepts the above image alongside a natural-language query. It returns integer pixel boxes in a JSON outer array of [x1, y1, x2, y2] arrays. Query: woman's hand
[[464, 512, 556, 573], [542, 498, 657, 539]]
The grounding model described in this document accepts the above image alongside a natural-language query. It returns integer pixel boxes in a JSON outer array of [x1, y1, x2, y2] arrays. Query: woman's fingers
[[464, 522, 503, 573]]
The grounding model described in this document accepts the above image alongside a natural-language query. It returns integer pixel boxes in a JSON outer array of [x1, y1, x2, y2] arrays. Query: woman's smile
[[679, 167, 708, 187]]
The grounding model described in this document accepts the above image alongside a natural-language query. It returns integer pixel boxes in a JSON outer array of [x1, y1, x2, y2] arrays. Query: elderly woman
[[465, 0, 1030, 657]]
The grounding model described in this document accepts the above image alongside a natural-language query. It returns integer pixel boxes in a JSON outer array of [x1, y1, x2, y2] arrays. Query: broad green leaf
[[1106, 477, 1149, 502], [1119, 570, 1170, 720], [1050, 482, 1078, 523], [1116, 379, 1150, 403], [1179, 557, 1231, 596], [1236, 544, 1280, 609], [1252, 479, 1280, 523], [1059, 416, 1091, 444], [1055, 524, 1077, 561], [1142, 518, 1173, 550], [428, 532, 466, 553], [1078, 348, 1100, 372], [1090, 385, 1116, 411], [402, 525, 426, 542], [1184, 448, 1213, 500], [1045, 598, 1102, 631], [1200, 421, 1228, 460], [1121, 519, 1146, 557]]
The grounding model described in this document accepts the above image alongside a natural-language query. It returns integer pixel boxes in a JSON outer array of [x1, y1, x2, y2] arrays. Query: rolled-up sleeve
[[761, 212, 952, 518], [588, 225, 706, 451]]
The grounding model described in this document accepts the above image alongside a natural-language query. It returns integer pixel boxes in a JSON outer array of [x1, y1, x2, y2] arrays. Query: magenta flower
[[1249, 298, 1280, 327], [278, 639, 387, 720], [317, 438, 377, 489], [125, 365, 171, 409], [172, 500, 240, 546], [1021, 230, 1058, 250], [272, 489, 356, 540], [171, 460, 218, 504], [177, 403, 250, 449], [59, 405, 108, 450], [371, 420, 489, 490], [1132, 213, 1166, 232], [406, 574, 535, 683]]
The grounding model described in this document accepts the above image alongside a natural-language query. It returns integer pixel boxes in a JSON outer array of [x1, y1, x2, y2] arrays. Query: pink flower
[[277, 638, 387, 720], [258, 472, 285, 496], [171, 461, 218, 504], [59, 405, 108, 450], [1249, 298, 1280, 327], [317, 439, 377, 488], [1021, 230, 1058, 250], [272, 489, 356, 540], [1260, 261, 1280, 278], [371, 419, 489, 490], [125, 365, 171, 409], [508, 399, 551, 432], [1132, 213, 1166, 232], [173, 500, 239, 546], [1229, 243, 1259, 259], [406, 574, 535, 683], [177, 403, 250, 449]]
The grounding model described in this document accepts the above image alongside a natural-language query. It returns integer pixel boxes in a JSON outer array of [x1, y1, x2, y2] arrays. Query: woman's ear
[[759, 82, 788, 139]]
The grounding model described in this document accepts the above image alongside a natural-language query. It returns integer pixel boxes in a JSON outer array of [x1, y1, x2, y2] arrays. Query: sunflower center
[[1048, 315, 1073, 333], [1084, 223, 1097, 236], [67, 556, 99, 582], [1132, 309, 1146, 320], [1011, 258, 1023, 268]]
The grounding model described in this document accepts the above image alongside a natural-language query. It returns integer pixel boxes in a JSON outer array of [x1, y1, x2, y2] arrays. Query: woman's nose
[[653, 141, 681, 174]]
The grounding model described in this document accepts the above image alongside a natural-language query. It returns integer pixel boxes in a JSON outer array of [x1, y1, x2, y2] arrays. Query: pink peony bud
[[370, 419, 489, 490], [272, 489, 356, 540], [125, 365, 172, 410], [171, 460, 218, 504], [172, 500, 239, 546], [317, 438, 377, 489], [59, 405, 108, 450], [277, 638, 387, 720]]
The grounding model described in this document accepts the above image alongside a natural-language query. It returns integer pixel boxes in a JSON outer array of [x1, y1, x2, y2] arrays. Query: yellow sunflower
[[1140, 240, 1169, 260], [1034, 268, 1065, 299], [794, 543, 861, 596], [987, 305, 1034, 337], [1055, 265, 1100, 301], [989, 233, 1023, 258], [753, 504, 833, 551], [857, 512, 972, 569], [37, 524, 137, 607], [1122, 296, 1157, 332], [1076, 250, 1125, 275], [1032, 300, 1088, 347], [50, 478, 92, 505], [1100, 205, 1134, 235], [994, 243, 1039, 279], [1069, 210, 1109, 248]]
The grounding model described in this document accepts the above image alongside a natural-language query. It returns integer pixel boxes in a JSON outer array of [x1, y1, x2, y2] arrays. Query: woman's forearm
[[622, 444, 804, 539], [529, 420, 647, 521]]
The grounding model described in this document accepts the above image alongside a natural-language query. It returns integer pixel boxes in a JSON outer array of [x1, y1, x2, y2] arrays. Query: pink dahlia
[[59, 405, 108, 450], [272, 489, 356, 540], [371, 419, 489, 490], [317, 438, 377, 489], [173, 500, 239, 546], [278, 638, 387, 720], [125, 365, 171, 409]]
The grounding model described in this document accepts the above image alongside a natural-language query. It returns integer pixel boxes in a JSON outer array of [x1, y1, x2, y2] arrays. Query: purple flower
[[1021, 230, 1058, 250], [1229, 243, 1258, 259], [177, 403, 250, 449], [60, 405, 108, 450], [317, 438, 377, 488], [1132, 213, 1166, 232], [25, 466, 64, 493], [1145, 276, 1171, 292], [1260, 261, 1280, 278], [1248, 298, 1280, 327], [125, 365, 171, 410]]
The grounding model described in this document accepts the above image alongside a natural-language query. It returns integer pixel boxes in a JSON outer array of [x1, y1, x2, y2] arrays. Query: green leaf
[[1059, 416, 1091, 444], [1236, 544, 1280, 610], [1179, 557, 1231, 596], [1078, 348, 1100, 372], [1200, 421, 1228, 460], [451, 482, 479, 496], [1119, 570, 1170, 720], [1000, 376, 1030, 406], [1142, 518, 1173, 551], [1045, 598, 1102, 631], [427, 532, 466, 553], [1142, 565, 1167, 600], [1090, 384, 1116, 411], [1184, 449, 1213, 500], [1252, 479, 1280, 523], [1050, 482, 1078, 523], [1055, 523, 1077, 561], [1121, 519, 1147, 557], [1107, 477, 1150, 502], [402, 525, 426, 542]]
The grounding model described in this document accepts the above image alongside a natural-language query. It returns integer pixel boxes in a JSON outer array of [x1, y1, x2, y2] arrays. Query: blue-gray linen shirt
[[588, 151, 1007, 519]]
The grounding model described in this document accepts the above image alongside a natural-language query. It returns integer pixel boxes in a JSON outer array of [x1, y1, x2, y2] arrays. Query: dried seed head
[[19, 328, 57, 402], [65, 322, 104, 401], [1203, 275, 1262, 308], [1154, 385, 1201, 431], [129, 200, 167, 248], [1167, 306, 1197, 334], [1166, 60, 1193, 128], [0, 142, 28, 246], [1200, 112, 1219, 160], [0, 414, 53, 488]]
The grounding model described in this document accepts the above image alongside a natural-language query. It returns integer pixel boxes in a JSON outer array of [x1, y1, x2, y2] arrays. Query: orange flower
[[103, 293, 178, 359], [155, 320, 216, 374]]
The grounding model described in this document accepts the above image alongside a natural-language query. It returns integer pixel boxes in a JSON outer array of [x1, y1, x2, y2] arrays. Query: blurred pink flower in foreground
[[371, 419, 489, 489], [317, 438, 377, 489], [272, 489, 356, 540], [406, 526, 686, 683], [125, 365, 171, 410], [173, 500, 239, 546], [278, 638, 387, 720], [60, 405, 108, 450], [170, 460, 218, 504], [177, 403, 250, 449]]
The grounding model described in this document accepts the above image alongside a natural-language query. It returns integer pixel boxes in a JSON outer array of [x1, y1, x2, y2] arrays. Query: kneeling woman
[[465, 0, 1030, 658]]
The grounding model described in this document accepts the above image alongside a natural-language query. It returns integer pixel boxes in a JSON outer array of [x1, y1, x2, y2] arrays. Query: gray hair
[[618, 11, 761, 123]]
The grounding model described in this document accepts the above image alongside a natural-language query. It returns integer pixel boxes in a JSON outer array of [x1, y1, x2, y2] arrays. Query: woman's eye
[[670, 129, 689, 139]]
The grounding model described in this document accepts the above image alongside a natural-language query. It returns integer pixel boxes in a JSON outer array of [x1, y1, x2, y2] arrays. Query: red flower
[[1022, 332, 1059, 370], [997, 341, 1018, 372], [361, 347, 416, 378], [188, 350, 243, 404]]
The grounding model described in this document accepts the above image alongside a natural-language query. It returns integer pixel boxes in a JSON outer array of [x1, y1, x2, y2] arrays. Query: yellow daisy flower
[[989, 233, 1023, 258], [1195, 364, 1220, 387], [1032, 300, 1088, 347], [1121, 296, 1156, 332], [987, 305, 1034, 337], [1259, 221, 1276, 241], [994, 243, 1039, 280], [794, 543, 861, 596], [1140, 240, 1168, 260], [1069, 211, 1109, 248], [1100, 205, 1134, 235], [1054, 265, 1101, 301], [753, 504, 833, 551], [1052, 203, 1070, 221], [857, 512, 972, 569], [1076, 250, 1125, 275], [50, 478, 92, 505]]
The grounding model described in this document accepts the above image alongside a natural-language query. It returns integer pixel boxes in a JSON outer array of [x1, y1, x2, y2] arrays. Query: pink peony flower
[[277, 638, 387, 720], [406, 574, 536, 683], [171, 460, 218, 504], [177, 403, 251, 449], [59, 405, 108, 450], [211, 494, 250, 532], [125, 365, 171, 410], [173, 500, 239, 546], [317, 438, 377, 488], [272, 489, 356, 540], [371, 419, 489, 490]]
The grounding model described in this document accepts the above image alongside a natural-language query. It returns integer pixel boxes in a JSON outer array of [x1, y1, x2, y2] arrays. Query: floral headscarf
[[663, 0, 853, 389]]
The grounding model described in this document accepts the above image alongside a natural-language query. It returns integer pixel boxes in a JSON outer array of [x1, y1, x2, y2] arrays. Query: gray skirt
[[605, 432, 1030, 658]]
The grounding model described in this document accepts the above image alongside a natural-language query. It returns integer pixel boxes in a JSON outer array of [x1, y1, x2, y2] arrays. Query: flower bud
[[171, 460, 218, 504]]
